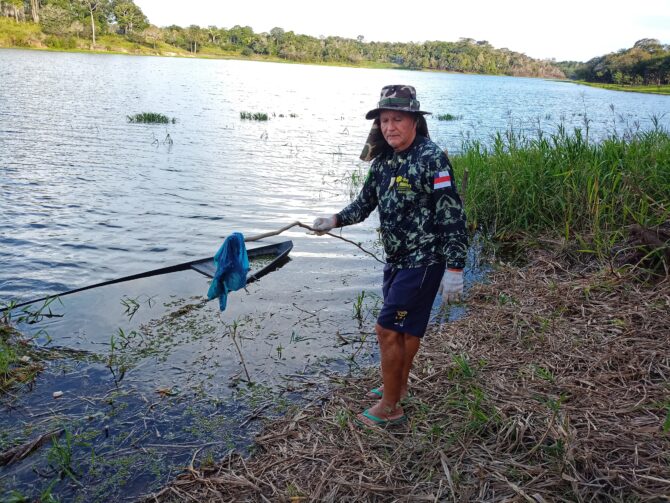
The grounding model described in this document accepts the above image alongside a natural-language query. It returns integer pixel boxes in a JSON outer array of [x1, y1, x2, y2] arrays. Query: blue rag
[[206, 232, 250, 311]]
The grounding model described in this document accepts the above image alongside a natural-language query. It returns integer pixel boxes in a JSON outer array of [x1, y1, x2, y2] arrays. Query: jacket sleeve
[[426, 151, 468, 270], [336, 163, 379, 227]]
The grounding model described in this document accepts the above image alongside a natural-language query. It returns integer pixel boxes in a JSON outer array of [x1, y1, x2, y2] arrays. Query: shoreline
[[146, 251, 670, 502], [568, 79, 670, 96], [6, 44, 669, 95]]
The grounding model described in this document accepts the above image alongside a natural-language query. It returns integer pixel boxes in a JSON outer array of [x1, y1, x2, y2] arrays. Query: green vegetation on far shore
[[0, 8, 562, 78], [573, 80, 670, 95]]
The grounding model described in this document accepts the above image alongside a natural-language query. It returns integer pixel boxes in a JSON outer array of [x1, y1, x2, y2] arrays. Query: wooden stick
[[244, 221, 302, 242], [244, 221, 385, 264]]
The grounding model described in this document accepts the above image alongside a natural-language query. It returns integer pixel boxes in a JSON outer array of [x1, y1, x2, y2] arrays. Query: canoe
[[11, 240, 293, 309]]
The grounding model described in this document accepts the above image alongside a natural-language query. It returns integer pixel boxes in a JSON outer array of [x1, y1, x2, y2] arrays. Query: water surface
[[1, 49, 668, 501]]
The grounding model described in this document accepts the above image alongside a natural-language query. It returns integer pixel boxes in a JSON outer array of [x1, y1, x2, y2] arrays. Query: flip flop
[[366, 387, 383, 399], [366, 388, 411, 401], [355, 408, 407, 427]]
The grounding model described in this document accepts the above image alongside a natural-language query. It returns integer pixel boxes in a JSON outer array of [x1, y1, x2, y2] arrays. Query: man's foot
[[365, 387, 383, 399], [365, 385, 408, 400], [355, 402, 406, 427]]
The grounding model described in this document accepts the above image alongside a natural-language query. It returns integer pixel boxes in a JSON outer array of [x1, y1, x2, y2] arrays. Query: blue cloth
[[207, 232, 249, 311]]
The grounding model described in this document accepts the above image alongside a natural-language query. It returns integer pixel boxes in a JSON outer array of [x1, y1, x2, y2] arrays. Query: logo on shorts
[[395, 310, 408, 326]]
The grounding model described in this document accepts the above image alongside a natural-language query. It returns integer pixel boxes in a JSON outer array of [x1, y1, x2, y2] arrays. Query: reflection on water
[[1, 49, 669, 500], [2, 49, 669, 302]]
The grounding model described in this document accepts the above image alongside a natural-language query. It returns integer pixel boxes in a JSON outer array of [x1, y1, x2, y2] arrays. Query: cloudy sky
[[134, 0, 670, 62]]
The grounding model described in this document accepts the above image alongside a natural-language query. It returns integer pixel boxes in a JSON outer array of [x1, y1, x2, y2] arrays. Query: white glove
[[312, 215, 337, 235], [439, 269, 464, 304]]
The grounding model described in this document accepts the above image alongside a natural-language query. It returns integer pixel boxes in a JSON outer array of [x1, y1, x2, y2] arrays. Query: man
[[313, 85, 467, 426]]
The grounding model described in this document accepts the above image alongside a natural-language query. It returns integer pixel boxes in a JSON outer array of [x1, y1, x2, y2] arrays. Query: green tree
[[185, 24, 205, 53], [3, 0, 24, 22], [39, 4, 74, 36], [112, 0, 147, 34], [29, 0, 39, 22], [69, 19, 83, 38], [142, 24, 162, 49], [76, 0, 108, 47]]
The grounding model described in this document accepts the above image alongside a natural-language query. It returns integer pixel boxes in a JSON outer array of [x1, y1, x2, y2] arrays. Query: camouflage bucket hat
[[365, 84, 431, 120]]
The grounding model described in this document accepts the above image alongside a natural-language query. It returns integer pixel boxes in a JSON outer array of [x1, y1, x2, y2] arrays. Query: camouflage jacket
[[337, 136, 468, 269]]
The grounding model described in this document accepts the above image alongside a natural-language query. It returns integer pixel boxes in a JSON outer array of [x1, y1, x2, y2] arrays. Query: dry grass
[[146, 254, 670, 502]]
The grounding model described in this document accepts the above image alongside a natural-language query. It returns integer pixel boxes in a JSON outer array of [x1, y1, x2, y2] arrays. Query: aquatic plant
[[352, 290, 366, 321], [47, 430, 78, 483], [0, 322, 45, 392], [127, 112, 176, 124], [240, 111, 269, 121], [436, 113, 462, 121]]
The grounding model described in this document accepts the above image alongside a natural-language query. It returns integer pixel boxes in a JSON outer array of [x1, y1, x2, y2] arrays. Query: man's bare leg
[[367, 333, 421, 400], [358, 324, 406, 423]]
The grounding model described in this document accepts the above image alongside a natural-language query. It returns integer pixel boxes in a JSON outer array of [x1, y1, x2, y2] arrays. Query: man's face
[[379, 110, 417, 152]]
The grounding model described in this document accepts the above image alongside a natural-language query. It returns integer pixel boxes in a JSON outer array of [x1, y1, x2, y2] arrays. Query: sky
[[134, 0, 670, 62]]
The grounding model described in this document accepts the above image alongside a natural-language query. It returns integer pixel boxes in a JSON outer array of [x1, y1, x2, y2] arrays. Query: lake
[[0, 49, 669, 501]]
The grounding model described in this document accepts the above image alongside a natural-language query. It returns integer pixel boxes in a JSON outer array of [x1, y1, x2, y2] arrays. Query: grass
[[150, 254, 670, 501], [240, 111, 269, 121], [0, 17, 41, 48], [127, 112, 176, 124], [574, 80, 670, 96], [0, 323, 44, 392], [453, 124, 670, 271]]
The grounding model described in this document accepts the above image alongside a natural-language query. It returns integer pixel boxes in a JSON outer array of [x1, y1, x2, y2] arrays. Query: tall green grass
[[453, 124, 670, 265]]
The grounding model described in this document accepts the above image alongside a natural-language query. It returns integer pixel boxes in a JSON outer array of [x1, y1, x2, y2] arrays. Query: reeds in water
[[436, 113, 462, 121], [127, 113, 176, 124], [240, 112, 269, 121]]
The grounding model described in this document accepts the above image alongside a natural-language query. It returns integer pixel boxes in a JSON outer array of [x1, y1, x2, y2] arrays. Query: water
[[1, 49, 669, 501], [2, 50, 669, 302]]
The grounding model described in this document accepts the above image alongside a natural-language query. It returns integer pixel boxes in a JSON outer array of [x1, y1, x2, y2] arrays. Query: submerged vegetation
[[127, 112, 176, 124]]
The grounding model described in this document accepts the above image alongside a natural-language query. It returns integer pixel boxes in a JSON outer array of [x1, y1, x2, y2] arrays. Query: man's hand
[[312, 215, 337, 235], [439, 268, 464, 304]]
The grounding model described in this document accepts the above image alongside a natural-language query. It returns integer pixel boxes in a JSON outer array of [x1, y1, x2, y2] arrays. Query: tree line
[[558, 39, 670, 86], [0, 0, 568, 78], [5, 1, 669, 86]]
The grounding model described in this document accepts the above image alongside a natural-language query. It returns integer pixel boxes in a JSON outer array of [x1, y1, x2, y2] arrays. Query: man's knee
[[375, 324, 403, 347]]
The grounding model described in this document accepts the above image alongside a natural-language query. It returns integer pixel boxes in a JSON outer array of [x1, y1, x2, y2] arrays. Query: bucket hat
[[365, 84, 431, 120], [360, 85, 431, 161]]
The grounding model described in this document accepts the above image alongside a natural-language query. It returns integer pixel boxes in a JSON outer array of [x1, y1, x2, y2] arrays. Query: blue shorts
[[377, 262, 446, 338]]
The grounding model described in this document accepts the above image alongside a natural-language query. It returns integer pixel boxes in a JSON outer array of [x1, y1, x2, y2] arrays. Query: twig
[[439, 451, 457, 502], [243, 221, 385, 264]]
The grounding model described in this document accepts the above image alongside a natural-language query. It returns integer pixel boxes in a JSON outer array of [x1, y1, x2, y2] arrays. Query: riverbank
[[573, 80, 670, 95], [146, 250, 670, 501], [144, 128, 670, 501], [0, 17, 395, 71]]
